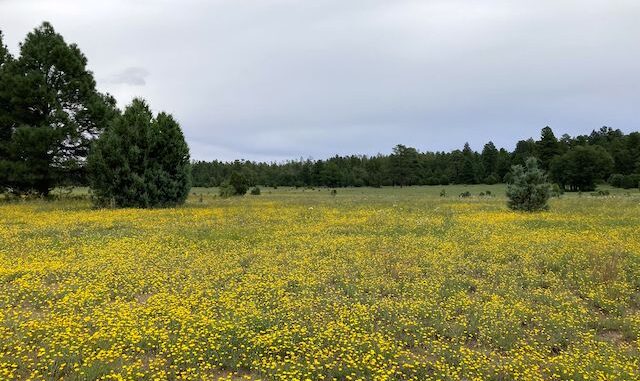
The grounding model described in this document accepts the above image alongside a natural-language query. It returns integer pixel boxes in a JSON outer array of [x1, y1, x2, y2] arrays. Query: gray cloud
[[1, 0, 639, 161], [105, 67, 149, 86]]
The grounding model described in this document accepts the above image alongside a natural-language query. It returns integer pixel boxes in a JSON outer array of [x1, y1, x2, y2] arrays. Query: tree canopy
[[88, 99, 191, 208], [0, 22, 117, 195]]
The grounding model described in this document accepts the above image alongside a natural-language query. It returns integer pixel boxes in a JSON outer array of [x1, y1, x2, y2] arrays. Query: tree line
[[193, 126, 640, 191]]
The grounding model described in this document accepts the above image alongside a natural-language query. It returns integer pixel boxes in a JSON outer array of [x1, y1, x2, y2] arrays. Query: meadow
[[1, 186, 639, 380]]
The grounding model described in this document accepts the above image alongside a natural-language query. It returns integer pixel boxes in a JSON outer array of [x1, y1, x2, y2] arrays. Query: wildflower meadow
[[1, 186, 639, 380]]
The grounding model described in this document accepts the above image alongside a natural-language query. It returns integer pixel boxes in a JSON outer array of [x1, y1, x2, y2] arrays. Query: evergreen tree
[[390, 144, 420, 186], [0, 23, 116, 195], [0, 31, 12, 151], [481, 141, 498, 180], [228, 171, 249, 195], [496, 148, 512, 181], [550, 145, 614, 191], [459, 143, 478, 184], [512, 138, 537, 166], [88, 99, 191, 207], [506, 157, 550, 212], [146, 113, 191, 205], [536, 126, 561, 170]]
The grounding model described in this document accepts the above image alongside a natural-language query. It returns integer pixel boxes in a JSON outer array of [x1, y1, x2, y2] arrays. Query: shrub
[[427, 177, 440, 185], [551, 183, 564, 198], [622, 174, 640, 189], [608, 174, 624, 188], [484, 174, 499, 185], [459, 191, 471, 198], [250, 186, 261, 195], [218, 182, 236, 198], [440, 189, 447, 197], [608, 173, 639, 189], [506, 157, 551, 212], [228, 172, 249, 195]]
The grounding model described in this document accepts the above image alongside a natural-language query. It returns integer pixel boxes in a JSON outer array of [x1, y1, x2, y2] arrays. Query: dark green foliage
[[229, 172, 249, 195], [459, 191, 471, 198], [250, 186, 261, 195], [439, 189, 446, 197], [623, 174, 640, 189], [484, 174, 499, 184], [218, 182, 236, 198], [506, 158, 551, 212], [551, 184, 564, 198], [512, 139, 537, 166], [390, 144, 420, 186], [496, 148, 513, 180], [147, 113, 191, 204], [608, 174, 624, 188], [481, 141, 498, 179], [87, 99, 191, 208], [608, 173, 640, 189], [550, 145, 614, 191], [189, 125, 639, 189], [536, 126, 561, 170], [0, 23, 117, 195], [458, 143, 479, 184]]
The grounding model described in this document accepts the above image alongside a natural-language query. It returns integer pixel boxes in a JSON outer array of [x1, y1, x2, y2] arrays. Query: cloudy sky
[[1, 0, 639, 161]]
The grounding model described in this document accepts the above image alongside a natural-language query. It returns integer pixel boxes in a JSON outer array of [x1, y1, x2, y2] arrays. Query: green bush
[[229, 172, 249, 195], [506, 157, 551, 212], [484, 174, 499, 185], [590, 190, 610, 197], [218, 182, 236, 198], [459, 191, 471, 198], [622, 174, 640, 189], [608, 174, 624, 188], [250, 186, 261, 195], [608, 173, 639, 189], [551, 183, 564, 198], [218, 172, 249, 197]]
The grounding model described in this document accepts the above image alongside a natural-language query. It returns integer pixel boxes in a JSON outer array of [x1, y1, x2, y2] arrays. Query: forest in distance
[[191, 126, 640, 192]]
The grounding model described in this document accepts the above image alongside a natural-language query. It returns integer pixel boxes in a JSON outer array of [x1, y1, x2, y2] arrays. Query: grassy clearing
[[1, 186, 639, 380]]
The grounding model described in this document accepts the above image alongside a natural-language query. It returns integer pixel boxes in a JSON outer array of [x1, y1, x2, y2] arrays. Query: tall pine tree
[[536, 126, 561, 170], [0, 22, 117, 195]]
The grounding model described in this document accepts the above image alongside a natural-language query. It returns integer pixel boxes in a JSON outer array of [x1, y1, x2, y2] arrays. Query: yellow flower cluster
[[0, 193, 639, 380]]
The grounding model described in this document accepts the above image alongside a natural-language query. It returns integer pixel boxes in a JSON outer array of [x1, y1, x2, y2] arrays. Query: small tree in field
[[219, 172, 248, 197], [87, 99, 191, 208], [506, 157, 550, 212]]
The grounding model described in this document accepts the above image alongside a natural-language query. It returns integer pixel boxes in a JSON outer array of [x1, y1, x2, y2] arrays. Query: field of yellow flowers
[[1, 186, 639, 380]]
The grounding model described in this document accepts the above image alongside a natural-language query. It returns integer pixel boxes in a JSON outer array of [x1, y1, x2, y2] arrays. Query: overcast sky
[[1, 0, 639, 161]]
